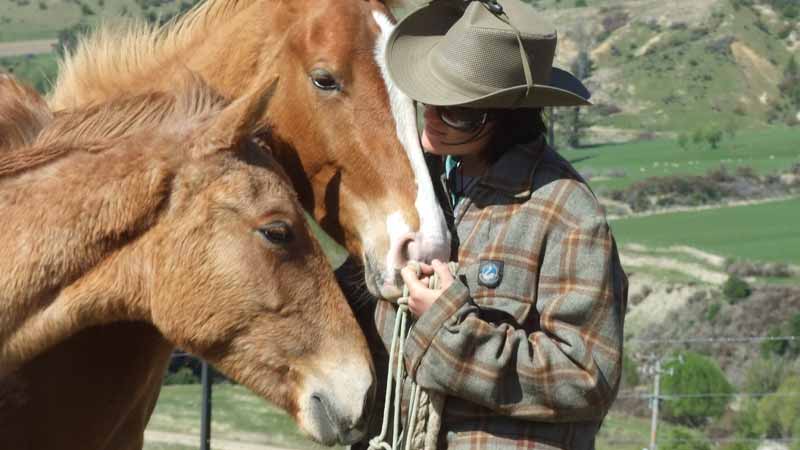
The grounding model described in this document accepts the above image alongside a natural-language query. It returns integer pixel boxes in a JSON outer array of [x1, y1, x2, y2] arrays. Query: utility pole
[[649, 358, 662, 450], [638, 353, 680, 450]]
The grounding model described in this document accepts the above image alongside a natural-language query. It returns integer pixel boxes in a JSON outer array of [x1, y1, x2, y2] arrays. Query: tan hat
[[385, 0, 591, 108]]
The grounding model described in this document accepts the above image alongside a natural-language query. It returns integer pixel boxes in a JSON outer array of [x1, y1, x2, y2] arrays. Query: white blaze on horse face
[[372, 11, 451, 287]]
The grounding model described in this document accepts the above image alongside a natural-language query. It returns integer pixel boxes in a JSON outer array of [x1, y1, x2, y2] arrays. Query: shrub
[[744, 356, 789, 393], [622, 353, 640, 387], [575, 0, 587, 6], [660, 428, 712, 450], [757, 376, 800, 438], [163, 367, 199, 385], [705, 302, 721, 322], [661, 351, 735, 427], [722, 275, 751, 302], [704, 126, 724, 149], [761, 326, 789, 357]]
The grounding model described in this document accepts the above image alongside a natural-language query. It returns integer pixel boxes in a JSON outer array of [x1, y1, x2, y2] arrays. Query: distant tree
[[722, 275, 751, 302], [691, 127, 705, 146], [677, 132, 690, 150], [565, 25, 593, 148], [575, 0, 587, 6], [761, 326, 789, 357], [54, 22, 91, 58], [705, 126, 723, 149], [768, 56, 800, 125], [661, 351, 735, 427]]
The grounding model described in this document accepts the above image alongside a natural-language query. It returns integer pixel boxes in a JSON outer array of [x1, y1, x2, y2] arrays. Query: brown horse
[[0, 75, 374, 449], [50, 0, 450, 298]]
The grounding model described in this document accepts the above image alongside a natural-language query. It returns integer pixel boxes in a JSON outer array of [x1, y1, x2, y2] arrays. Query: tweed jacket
[[371, 138, 628, 450]]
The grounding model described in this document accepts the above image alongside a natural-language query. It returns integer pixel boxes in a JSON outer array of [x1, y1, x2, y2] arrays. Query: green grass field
[[567, 127, 800, 192], [611, 197, 800, 264], [0, 0, 188, 42], [147, 384, 334, 450], [145, 384, 700, 450]]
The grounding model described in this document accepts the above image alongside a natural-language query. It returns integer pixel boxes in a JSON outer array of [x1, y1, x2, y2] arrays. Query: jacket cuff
[[403, 280, 471, 379]]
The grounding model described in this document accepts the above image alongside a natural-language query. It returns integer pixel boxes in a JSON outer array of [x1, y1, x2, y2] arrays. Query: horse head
[[199, 0, 452, 298], [0, 76, 374, 445], [50, 0, 452, 299]]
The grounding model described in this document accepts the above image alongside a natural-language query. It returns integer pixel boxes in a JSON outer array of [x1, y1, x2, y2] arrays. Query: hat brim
[[385, 2, 591, 108]]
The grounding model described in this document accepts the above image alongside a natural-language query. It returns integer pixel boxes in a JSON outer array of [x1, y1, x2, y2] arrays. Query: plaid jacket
[[371, 139, 628, 450]]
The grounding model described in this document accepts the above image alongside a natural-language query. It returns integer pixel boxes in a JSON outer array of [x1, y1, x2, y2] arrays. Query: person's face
[[420, 105, 494, 157]]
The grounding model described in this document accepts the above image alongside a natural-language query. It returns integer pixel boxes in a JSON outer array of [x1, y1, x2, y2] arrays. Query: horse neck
[[0, 140, 176, 375]]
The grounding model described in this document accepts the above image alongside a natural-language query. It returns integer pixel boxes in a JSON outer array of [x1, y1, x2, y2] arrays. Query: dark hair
[[483, 108, 546, 163]]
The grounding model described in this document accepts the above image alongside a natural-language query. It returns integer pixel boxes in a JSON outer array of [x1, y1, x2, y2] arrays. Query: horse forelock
[[49, 0, 260, 110], [0, 75, 53, 152]]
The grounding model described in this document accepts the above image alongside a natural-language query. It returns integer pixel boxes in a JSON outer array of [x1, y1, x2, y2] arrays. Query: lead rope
[[368, 261, 458, 450]]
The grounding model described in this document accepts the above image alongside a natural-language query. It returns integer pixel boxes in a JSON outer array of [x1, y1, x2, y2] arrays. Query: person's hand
[[400, 260, 455, 317]]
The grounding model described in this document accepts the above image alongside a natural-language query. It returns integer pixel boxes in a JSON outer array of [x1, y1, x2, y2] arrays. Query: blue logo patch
[[478, 260, 504, 288]]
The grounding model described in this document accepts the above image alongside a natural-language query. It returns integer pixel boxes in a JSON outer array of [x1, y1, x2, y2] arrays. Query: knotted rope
[[368, 261, 458, 450]]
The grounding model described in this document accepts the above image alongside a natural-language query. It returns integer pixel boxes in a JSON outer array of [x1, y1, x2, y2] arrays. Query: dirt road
[[0, 39, 57, 58]]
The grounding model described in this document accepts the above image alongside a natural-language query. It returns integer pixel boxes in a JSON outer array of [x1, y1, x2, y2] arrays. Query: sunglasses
[[425, 105, 489, 132]]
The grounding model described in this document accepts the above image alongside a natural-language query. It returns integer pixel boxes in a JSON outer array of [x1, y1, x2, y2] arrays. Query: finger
[[432, 260, 454, 283], [400, 267, 426, 291], [418, 262, 435, 276]]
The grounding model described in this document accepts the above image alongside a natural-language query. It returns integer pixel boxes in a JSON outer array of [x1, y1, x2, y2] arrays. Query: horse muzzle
[[296, 358, 375, 445]]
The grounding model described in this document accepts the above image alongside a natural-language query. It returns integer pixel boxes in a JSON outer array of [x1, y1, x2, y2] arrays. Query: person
[[364, 0, 629, 449]]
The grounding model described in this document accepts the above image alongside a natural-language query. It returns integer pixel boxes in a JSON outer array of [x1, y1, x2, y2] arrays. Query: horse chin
[[364, 253, 403, 300]]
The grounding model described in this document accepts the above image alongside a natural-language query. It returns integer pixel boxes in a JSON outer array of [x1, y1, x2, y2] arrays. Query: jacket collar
[[478, 136, 546, 199]]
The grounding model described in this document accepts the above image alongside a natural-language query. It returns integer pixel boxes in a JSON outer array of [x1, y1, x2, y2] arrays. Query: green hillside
[[611, 196, 800, 264], [0, 0, 194, 42], [568, 126, 800, 192]]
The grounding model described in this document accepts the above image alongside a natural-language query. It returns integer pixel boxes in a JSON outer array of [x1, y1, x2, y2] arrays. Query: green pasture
[[0, 0, 188, 42], [567, 127, 800, 192], [610, 197, 800, 265], [146, 384, 335, 450], [0, 52, 58, 93], [144, 384, 697, 450]]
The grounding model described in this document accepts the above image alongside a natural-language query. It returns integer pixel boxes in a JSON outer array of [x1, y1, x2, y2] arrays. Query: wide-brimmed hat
[[386, 0, 591, 108]]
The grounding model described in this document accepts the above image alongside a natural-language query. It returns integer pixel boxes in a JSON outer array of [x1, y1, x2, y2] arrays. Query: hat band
[[483, 2, 534, 106]]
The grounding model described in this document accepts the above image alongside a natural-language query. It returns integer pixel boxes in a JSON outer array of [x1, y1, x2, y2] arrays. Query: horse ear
[[200, 76, 279, 153]]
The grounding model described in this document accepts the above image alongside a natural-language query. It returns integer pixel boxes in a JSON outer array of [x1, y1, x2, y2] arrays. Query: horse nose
[[307, 375, 374, 445], [406, 232, 450, 264]]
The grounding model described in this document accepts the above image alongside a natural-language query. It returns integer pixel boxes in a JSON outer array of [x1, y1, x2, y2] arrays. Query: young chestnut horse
[[0, 75, 374, 449], [50, 0, 450, 298]]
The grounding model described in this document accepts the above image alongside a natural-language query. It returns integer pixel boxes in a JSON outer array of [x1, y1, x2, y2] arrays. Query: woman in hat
[[374, 0, 629, 449]]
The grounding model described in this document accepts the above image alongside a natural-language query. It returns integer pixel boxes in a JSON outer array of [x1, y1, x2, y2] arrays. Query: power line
[[618, 391, 800, 400], [628, 335, 799, 345]]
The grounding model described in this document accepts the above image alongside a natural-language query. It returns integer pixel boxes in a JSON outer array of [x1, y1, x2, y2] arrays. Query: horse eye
[[259, 221, 293, 245], [310, 69, 340, 91]]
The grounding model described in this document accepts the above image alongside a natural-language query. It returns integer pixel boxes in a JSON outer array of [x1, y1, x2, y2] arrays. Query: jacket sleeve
[[402, 191, 627, 422]]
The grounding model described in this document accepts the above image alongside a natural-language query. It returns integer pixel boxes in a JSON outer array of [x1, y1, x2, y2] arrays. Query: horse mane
[[49, 0, 259, 109], [1, 74, 226, 179], [0, 74, 53, 152]]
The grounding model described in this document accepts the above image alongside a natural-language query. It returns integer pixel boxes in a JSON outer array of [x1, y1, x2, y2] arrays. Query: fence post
[[200, 360, 212, 450], [649, 358, 661, 450]]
